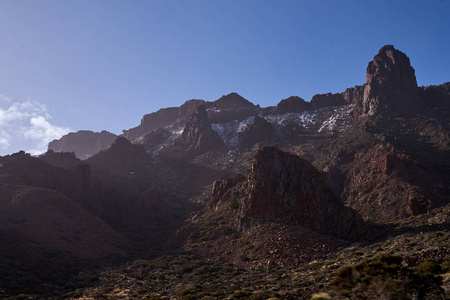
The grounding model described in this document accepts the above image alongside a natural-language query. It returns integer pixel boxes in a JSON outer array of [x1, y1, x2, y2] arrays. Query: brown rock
[[362, 45, 423, 116], [210, 147, 369, 240], [48, 130, 117, 159], [310, 93, 346, 110], [39, 149, 81, 169], [174, 105, 224, 155], [209, 173, 246, 210], [275, 96, 309, 114], [238, 115, 276, 149], [123, 99, 206, 142]]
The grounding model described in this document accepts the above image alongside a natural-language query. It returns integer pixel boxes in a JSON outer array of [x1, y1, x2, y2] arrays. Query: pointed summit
[[175, 105, 224, 154], [213, 93, 255, 110], [362, 45, 422, 116]]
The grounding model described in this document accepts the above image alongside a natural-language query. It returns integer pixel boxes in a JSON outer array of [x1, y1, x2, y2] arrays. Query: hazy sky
[[0, 0, 449, 155]]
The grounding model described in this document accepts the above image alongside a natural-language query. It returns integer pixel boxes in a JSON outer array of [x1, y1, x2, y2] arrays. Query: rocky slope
[[48, 130, 117, 159]]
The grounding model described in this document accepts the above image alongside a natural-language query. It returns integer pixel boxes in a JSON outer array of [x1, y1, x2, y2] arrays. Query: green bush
[[229, 196, 239, 210], [417, 260, 442, 274]]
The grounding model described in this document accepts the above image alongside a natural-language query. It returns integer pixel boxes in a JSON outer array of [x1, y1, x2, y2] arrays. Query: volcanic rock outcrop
[[239, 115, 276, 149], [211, 147, 368, 239], [310, 93, 347, 110], [361, 45, 423, 116], [39, 149, 81, 169], [123, 99, 206, 142], [275, 96, 309, 114], [174, 105, 224, 155], [48, 130, 117, 159]]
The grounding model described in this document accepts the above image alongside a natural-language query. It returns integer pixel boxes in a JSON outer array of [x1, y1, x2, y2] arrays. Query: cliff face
[[210, 147, 369, 240], [122, 99, 206, 143], [361, 45, 423, 116], [48, 130, 117, 159], [238, 115, 276, 149], [174, 105, 224, 155], [275, 96, 309, 114]]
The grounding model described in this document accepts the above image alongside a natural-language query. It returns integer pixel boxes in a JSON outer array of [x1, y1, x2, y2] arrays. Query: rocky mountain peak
[[366, 45, 417, 87], [48, 130, 117, 160], [275, 96, 309, 114], [362, 45, 422, 116], [213, 93, 255, 110], [110, 136, 133, 149], [175, 105, 224, 154]]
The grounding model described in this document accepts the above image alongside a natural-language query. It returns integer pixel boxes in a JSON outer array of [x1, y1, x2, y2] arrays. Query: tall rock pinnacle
[[175, 105, 224, 154], [362, 45, 422, 116]]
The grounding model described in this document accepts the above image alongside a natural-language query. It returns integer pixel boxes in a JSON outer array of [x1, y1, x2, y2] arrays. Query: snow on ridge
[[211, 116, 255, 147], [318, 104, 355, 133], [264, 111, 317, 128]]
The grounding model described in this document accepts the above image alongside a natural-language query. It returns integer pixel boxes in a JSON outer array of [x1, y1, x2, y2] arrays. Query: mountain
[[48, 130, 117, 159], [1, 45, 449, 299]]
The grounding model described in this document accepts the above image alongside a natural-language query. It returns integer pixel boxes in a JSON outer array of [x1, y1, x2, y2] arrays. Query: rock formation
[[310, 93, 347, 110], [210, 147, 369, 240], [213, 92, 255, 110], [122, 99, 206, 142], [39, 149, 81, 169], [48, 130, 117, 159], [275, 96, 309, 114], [361, 45, 423, 116], [174, 105, 224, 155], [239, 115, 276, 149]]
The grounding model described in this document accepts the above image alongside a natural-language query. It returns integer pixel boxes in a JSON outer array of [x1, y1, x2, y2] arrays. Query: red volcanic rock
[[123, 99, 206, 142], [420, 82, 450, 109], [210, 147, 369, 240], [207, 93, 258, 123], [213, 92, 255, 110], [209, 173, 246, 210], [275, 96, 309, 114], [87, 136, 149, 174], [341, 85, 364, 105], [39, 149, 81, 169], [239, 115, 276, 149], [48, 130, 117, 159], [141, 128, 172, 149], [175, 105, 224, 155], [239, 147, 368, 239], [362, 45, 423, 116], [310, 93, 346, 110]]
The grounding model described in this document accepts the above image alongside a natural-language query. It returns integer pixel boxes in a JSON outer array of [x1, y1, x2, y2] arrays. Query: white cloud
[[23, 116, 70, 155], [0, 95, 71, 156], [0, 94, 12, 103], [0, 129, 11, 148]]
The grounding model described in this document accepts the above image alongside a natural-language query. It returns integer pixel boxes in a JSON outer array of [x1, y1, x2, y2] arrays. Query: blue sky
[[0, 0, 449, 155]]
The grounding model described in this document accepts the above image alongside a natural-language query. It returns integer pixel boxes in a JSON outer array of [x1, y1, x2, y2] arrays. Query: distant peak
[[214, 92, 255, 109], [379, 44, 395, 52], [110, 136, 132, 148]]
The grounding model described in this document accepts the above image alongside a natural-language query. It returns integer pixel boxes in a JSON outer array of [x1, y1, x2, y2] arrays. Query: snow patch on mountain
[[318, 104, 355, 133], [264, 111, 317, 128]]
